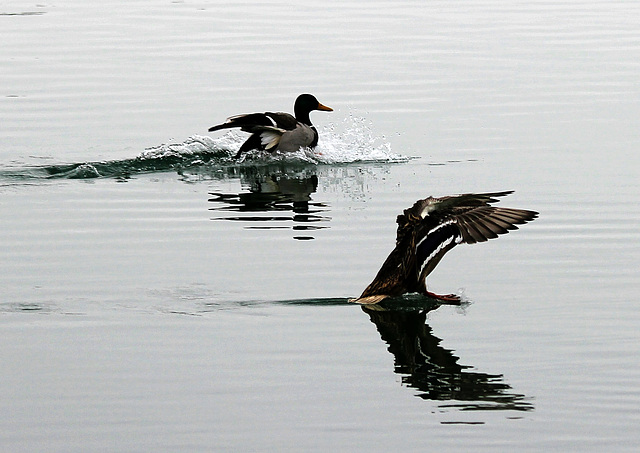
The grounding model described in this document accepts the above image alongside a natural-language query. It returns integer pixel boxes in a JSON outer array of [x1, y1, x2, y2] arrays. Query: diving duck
[[354, 191, 538, 304], [208, 94, 333, 159]]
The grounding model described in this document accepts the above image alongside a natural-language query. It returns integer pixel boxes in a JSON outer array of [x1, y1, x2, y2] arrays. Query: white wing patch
[[259, 129, 284, 150], [266, 115, 278, 127], [416, 219, 457, 244], [419, 235, 457, 276], [415, 219, 462, 277]]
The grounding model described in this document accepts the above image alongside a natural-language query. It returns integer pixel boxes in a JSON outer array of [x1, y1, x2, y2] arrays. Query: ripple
[[0, 115, 407, 183]]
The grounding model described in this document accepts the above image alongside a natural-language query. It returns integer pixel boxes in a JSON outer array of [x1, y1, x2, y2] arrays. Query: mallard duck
[[208, 94, 333, 159], [353, 191, 538, 304]]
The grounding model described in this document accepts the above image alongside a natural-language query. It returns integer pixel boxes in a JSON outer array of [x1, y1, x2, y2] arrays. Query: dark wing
[[453, 206, 538, 244], [354, 191, 538, 304], [208, 111, 297, 133], [422, 192, 538, 244], [264, 112, 298, 130], [249, 126, 286, 150], [409, 191, 515, 219], [414, 218, 462, 283], [412, 191, 538, 284]]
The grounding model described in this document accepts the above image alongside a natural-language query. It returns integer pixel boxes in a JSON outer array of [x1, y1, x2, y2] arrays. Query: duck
[[208, 94, 333, 159], [353, 191, 538, 304]]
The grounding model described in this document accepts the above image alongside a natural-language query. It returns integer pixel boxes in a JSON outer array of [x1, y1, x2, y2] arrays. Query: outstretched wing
[[208, 111, 297, 133], [414, 218, 462, 283], [412, 191, 538, 286], [453, 205, 538, 244], [354, 191, 538, 304]]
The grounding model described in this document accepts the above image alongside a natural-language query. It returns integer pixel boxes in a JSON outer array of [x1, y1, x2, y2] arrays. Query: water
[[2, 1, 640, 451]]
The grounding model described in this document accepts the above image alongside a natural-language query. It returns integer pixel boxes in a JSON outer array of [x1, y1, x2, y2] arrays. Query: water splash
[[228, 114, 406, 164], [0, 114, 407, 182], [314, 114, 403, 164]]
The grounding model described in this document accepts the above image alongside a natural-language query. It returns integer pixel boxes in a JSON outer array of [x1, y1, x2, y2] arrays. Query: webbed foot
[[425, 291, 461, 302]]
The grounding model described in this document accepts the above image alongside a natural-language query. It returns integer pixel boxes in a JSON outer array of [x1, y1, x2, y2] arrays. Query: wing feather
[[253, 126, 286, 150], [465, 210, 509, 236], [265, 112, 298, 130], [460, 212, 499, 242], [457, 215, 488, 243], [208, 111, 296, 133], [354, 191, 538, 304], [455, 207, 538, 245]]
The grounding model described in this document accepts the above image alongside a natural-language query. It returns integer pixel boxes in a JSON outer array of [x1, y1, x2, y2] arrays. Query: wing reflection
[[209, 167, 330, 240], [363, 305, 533, 412]]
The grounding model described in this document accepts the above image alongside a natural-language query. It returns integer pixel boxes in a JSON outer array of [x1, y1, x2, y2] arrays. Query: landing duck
[[353, 191, 538, 304], [208, 94, 333, 159]]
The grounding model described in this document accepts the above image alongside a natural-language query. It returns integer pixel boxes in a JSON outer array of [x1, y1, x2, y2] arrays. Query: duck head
[[294, 94, 333, 125]]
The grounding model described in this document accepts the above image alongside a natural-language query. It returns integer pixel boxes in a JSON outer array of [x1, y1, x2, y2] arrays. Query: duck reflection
[[362, 303, 533, 412], [209, 167, 330, 240]]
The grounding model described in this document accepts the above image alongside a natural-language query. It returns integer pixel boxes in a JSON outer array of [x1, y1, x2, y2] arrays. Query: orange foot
[[425, 290, 461, 302]]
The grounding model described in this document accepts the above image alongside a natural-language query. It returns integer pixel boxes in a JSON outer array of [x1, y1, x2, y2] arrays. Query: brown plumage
[[353, 191, 538, 304]]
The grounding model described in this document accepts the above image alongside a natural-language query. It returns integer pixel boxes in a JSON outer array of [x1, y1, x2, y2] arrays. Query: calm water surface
[[2, 1, 640, 452]]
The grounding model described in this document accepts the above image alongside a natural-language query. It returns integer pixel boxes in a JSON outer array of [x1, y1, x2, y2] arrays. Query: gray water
[[2, 1, 640, 452]]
